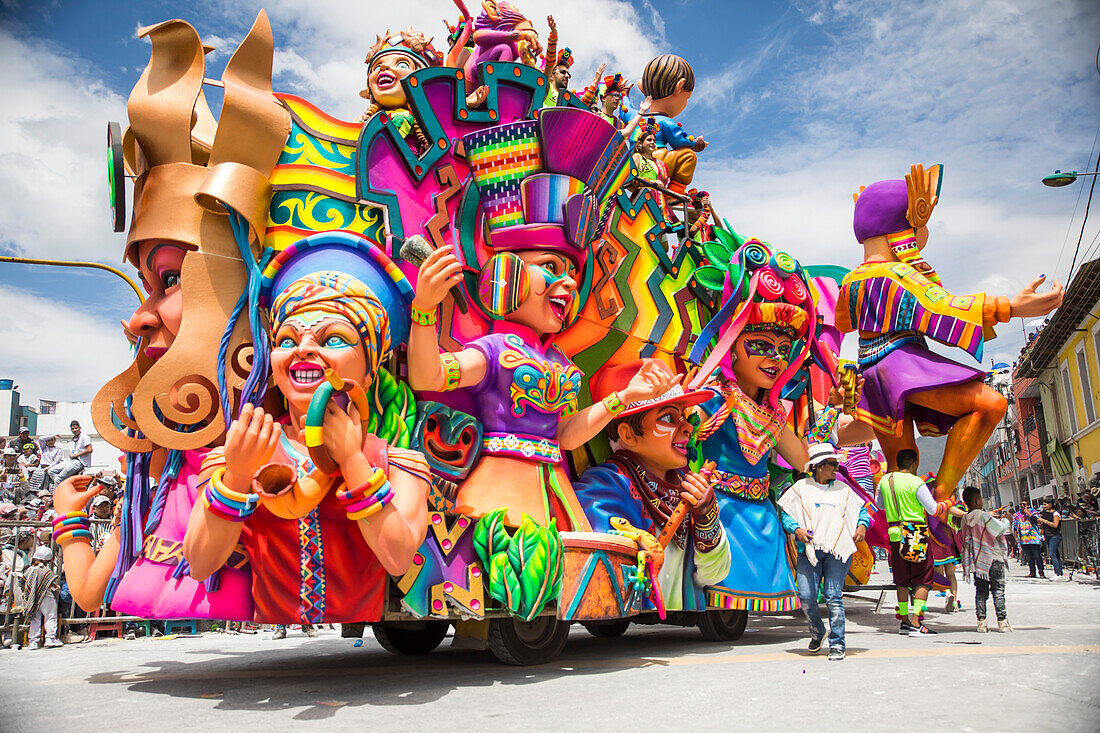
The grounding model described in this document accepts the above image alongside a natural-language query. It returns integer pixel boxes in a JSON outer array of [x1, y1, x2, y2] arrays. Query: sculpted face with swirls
[[732, 330, 793, 401]]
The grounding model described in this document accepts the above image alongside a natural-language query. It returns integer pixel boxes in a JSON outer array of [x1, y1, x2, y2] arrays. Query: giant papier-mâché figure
[[182, 234, 433, 625], [573, 359, 731, 612], [686, 238, 836, 611], [837, 164, 1062, 501], [56, 14, 289, 621], [407, 108, 673, 531]]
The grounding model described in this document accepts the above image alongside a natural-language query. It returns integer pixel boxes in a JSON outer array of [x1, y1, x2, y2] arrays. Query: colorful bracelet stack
[[411, 303, 438, 327], [202, 468, 259, 522], [602, 392, 625, 417], [440, 352, 462, 391], [52, 511, 93, 546], [337, 466, 394, 521]]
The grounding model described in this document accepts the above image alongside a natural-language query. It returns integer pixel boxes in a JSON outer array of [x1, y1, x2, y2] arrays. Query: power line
[[1068, 146, 1100, 279], [1052, 122, 1098, 279]]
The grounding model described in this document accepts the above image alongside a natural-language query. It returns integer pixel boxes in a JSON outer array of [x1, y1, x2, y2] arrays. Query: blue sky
[[0, 0, 1098, 405]]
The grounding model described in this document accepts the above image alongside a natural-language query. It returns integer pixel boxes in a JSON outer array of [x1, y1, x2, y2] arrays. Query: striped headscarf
[[271, 271, 390, 376]]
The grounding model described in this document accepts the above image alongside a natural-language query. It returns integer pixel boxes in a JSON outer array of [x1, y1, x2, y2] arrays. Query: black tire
[[697, 609, 748, 641], [581, 619, 631, 638], [487, 616, 570, 665], [372, 622, 449, 655]]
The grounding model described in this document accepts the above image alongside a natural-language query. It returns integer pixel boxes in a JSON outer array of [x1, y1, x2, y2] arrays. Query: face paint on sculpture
[[507, 251, 578, 335], [732, 331, 793, 401], [271, 311, 371, 414]]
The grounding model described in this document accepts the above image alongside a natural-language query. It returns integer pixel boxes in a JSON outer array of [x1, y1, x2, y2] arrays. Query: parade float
[[47, 2, 1060, 666]]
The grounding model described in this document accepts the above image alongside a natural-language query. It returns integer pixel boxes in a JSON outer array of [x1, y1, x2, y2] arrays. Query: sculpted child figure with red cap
[[573, 360, 731, 611]]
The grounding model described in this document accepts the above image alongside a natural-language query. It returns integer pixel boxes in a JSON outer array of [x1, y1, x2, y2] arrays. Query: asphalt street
[[1, 561, 1096, 732]]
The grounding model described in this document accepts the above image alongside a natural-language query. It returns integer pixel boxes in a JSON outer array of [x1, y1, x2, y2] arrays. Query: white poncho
[[778, 477, 865, 564]]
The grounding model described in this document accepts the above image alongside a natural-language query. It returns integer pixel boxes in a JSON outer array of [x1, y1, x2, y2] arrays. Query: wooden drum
[[556, 532, 641, 622]]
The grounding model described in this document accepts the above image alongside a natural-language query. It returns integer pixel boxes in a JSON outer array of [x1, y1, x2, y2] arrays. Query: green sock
[[899, 600, 909, 616], [914, 599, 927, 617]]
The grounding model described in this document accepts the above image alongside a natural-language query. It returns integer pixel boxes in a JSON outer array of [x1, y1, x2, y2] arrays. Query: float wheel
[[487, 616, 570, 665], [371, 622, 449, 655], [697, 609, 748, 641], [581, 619, 631, 638]]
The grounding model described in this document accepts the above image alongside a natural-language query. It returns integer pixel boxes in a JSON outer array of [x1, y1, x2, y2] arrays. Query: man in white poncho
[[778, 442, 871, 660]]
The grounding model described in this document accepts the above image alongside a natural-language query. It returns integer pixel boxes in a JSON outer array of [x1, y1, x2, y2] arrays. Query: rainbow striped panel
[[520, 174, 584, 224], [845, 276, 984, 360], [464, 121, 542, 230]]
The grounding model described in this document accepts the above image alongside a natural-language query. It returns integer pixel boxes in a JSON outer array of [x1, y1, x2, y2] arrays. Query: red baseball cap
[[590, 359, 711, 418]]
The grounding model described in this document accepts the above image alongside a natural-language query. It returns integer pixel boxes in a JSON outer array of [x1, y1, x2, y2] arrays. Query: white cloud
[[0, 29, 128, 263], [0, 284, 133, 405], [697, 0, 1100, 365], [205, 0, 663, 119]]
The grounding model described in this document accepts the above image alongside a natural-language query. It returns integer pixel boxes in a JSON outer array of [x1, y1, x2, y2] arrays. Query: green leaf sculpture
[[472, 510, 565, 621]]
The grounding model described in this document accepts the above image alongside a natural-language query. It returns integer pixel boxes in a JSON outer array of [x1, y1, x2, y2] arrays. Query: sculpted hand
[[547, 15, 556, 33], [412, 247, 463, 310], [224, 404, 280, 491], [680, 472, 716, 518], [693, 137, 708, 152], [1009, 275, 1064, 318], [322, 402, 366, 468], [52, 475, 97, 515], [619, 361, 680, 404], [466, 85, 489, 108]]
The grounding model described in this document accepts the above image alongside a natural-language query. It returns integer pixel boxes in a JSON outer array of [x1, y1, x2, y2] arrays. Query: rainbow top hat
[[461, 107, 630, 268]]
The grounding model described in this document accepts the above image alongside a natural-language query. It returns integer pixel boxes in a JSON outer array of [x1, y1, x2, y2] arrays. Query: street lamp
[[1042, 169, 1100, 187]]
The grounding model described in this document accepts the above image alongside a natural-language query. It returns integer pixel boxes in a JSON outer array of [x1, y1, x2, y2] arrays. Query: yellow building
[[1015, 258, 1100, 499]]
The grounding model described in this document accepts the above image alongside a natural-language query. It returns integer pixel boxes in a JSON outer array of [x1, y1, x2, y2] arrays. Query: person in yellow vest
[[877, 449, 953, 635]]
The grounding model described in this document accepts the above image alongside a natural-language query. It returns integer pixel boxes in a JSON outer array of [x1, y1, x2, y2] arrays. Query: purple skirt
[[858, 344, 984, 437]]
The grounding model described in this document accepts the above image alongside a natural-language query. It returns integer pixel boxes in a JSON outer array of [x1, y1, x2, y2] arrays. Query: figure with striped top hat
[[407, 107, 667, 530]]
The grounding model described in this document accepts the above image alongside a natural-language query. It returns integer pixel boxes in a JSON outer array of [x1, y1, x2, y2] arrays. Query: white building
[[35, 399, 124, 475]]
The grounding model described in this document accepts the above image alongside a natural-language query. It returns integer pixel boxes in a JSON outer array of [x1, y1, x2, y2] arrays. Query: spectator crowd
[[1, 422, 124, 650]]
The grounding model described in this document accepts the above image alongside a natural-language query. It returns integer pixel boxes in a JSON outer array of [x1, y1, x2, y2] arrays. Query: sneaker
[[29, 642, 41, 650], [828, 648, 845, 661], [976, 619, 988, 633], [899, 621, 915, 635], [807, 636, 824, 654], [945, 593, 955, 613], [272, 628, 287, 640], [909, 624, 938, 636], [998, 619, 1014, 633], [44, 639, 63, 648], [124, 631, 136, 641], [304, 626, 318, 638]]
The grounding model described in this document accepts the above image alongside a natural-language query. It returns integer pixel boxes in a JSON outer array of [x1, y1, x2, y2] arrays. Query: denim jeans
[[1021, 543, 1044, 576], [974, 560, 1007, 621], [47, 459, 84, 488], [1046, 535, 1063, 576], [795, 550, 851, 651]]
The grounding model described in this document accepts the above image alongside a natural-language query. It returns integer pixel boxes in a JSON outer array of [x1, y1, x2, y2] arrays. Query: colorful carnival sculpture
[[45, 1, 1061, 666], [837, 164, 1063, 501]]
